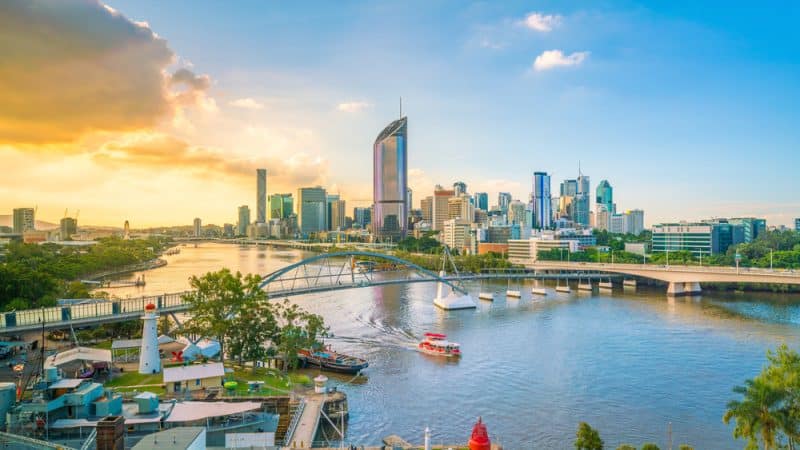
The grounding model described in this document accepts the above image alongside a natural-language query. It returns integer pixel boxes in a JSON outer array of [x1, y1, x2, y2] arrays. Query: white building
[[443, 219, 471, 253], [508, 235, 578, 263]]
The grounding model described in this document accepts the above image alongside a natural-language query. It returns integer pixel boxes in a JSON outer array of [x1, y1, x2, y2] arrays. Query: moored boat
[[297, 346, 368, 374], [418, 332, 461, 358]]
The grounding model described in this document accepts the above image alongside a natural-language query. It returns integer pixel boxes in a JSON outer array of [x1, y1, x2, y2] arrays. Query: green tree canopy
[[575, 422, 604, 450]]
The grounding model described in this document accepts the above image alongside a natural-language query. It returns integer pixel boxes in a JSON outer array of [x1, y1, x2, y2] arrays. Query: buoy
[[468, 416, 491, 450]]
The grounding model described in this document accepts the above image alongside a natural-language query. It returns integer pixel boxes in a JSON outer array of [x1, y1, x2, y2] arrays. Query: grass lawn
[[105, 371, 163, 388], [225, 366, 311, 396]]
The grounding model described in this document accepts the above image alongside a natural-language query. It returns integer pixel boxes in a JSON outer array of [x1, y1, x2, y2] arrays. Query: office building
[[508, 200, 526, 226], [432, 186, 455, 231], [193, 218, 201, 237], [729, 217, 767, 243], [575, 173, 591, 227], [330, 199, 347, 231], [12, 208, 35, 234], [60, 217, 77, 239], [486, 225, 512, 244], [237, 205, 250, 236], [269, 193, 293, 220], [223, 223, 234, 237], [796, 218, 800, 232], [354, 207, 372, 229], [651, 222, 730, 257], [595, 180, 614, 214], [326, 194, 340, 231], [532, 172, 551, 229], [497, 192, 512, 214], [453, 181, 467, 196], [448, 194, 474, 222], [373, 116, 408, 241], [406, 188, 413, 215], [421, 196, 433, 223], [507, 236, 577, 262], [256, 169, 267, 223], [595, 204, 611, 231], [609, 213, 627, 234], [474, 192, 488, 211], [297, 187, 327, 235], [626, 209, 645, 235]]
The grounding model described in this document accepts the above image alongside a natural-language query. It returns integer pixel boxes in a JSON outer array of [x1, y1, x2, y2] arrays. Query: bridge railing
[[0, 291, 192, 330], [529, 261, 800, 278]]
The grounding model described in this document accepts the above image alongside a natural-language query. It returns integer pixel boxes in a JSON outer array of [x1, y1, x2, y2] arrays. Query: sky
[[1, 0, 799, 227]]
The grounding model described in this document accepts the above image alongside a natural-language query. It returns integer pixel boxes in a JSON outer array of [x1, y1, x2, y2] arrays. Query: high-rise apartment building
[[237, 205, 250, 236], [193, 218, 202, 237], [432, 187, 455, 231], [595, 204, 611, 231], [448, 194, 474, 223], [596, 180, 614, 214], [297, 187, 327, 235], [354, 207, 371, 228], [256, 169, 267, 223], [12, 208, 35, 234], [625, 209, 645, 235], [60, 217, 77, 239], [473, 192, 488, 211], [421, 196, 433, 223], [373, 117, 408, 241], [443, 219, 471, 252], [532, 172, 551, 229], [269, 194, 293, 220], [453, 181, 467, 196]]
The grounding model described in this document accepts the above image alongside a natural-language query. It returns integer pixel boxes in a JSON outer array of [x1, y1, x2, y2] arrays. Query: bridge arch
[[259, 251, 467, 296]]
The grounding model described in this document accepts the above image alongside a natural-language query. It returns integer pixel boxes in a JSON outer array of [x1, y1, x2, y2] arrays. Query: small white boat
[[478, 292, 494, 301], [506, 290, 521, 298], [418, 333, 461, 358]]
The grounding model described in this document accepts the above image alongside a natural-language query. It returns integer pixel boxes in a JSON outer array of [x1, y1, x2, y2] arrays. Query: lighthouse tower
[[138, 303, 161, 374]]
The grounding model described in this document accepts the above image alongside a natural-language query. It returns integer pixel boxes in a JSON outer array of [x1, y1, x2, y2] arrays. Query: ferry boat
[[297, 346, 369, 374], [417, 333, 461, 358]]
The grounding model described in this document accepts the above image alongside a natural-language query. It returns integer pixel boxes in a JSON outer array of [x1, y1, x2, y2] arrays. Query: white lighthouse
[[138, 303, 161, 374]]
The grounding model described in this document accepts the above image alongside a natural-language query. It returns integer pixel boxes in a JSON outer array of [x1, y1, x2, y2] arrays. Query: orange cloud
[[0, 0, 211, 146]]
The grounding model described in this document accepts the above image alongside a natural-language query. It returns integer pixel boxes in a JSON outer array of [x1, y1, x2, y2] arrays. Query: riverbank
[[84, 257, 167, 281]]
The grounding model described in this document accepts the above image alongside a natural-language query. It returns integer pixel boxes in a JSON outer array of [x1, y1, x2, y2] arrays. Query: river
[[108, 243, 800, 449]]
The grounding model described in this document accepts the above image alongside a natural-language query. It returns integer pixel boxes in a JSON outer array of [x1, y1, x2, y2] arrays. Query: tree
[[575, 422, 603, 450], [678, 445, 694, 450], [616, 445, 636, 450], [182, 269, 253, 361], [273, 299, 329, 371], [724, 378, 784, 450], [640, 444, 660, 450], [227, 294, 279, 373]]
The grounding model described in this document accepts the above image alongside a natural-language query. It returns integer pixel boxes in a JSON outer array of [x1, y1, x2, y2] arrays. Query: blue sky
[[2, 1, 798, 226]]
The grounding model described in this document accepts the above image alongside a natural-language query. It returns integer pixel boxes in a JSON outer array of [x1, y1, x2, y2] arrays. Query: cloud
[[336, 101, 371, 113], [0, 0, 213, 145], [479, 39, 506, 50], [520, 13, 562, 32], [229, 98, 265, 110], [533, 50, 590, 71], [92, 132, 328, 188]]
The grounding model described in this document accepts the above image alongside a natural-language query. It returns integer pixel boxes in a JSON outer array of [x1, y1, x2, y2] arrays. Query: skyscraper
[[795, 218, 800, 232], [326, 194, 340, 231], [474, 192, 488, 211], [453, 181, 467, 196], [596, 180, 614, 214], [330, 199, 347, 231], [354, 207, 371, 228], [508, 200, 526, 226], [12, 208, 34, 234], [421, 196, 433, 223], [497, 192, 512, 213], [373, 116, 408, 241], [558, 180, 577, 219], [237, 205, 250, 236], [532, 172, 551, 230], [269, 194, 293, 220], [193, 218, 201, 237], [406, 188, 413, 215], [256, 169, 267, 223], [575, 173, 591, 227], [297, 187, 327, 235]]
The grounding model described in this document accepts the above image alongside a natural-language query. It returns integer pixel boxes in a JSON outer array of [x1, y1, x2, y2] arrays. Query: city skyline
[[1, 1, 799, 227]]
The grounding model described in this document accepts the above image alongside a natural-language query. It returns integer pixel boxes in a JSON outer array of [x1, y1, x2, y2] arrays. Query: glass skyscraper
[[474, 192, 489, 211], [256, 168, 267, 223], [596, 180, 614, 214], [269, 193, 293, 220], [373, 117, 408, 241], [532, 172, 551, 229]]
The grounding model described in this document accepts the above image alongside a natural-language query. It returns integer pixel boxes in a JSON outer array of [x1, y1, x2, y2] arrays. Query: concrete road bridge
[[0, 251, 615, 336], [521, 260, 800, 295]]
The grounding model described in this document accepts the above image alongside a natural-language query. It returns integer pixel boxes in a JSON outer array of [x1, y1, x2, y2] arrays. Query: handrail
[[79, 428, 97, 450], [283, 398, 306, 447]]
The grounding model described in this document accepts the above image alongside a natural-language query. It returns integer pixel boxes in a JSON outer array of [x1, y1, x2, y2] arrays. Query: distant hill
[[0, 215, 59, 231]]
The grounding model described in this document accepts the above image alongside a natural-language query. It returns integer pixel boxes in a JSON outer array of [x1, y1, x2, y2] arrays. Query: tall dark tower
[[373, 117, 408, 242]]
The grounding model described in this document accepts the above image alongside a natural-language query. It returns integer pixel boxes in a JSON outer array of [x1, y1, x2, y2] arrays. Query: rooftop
[[163, 362, 224, 383], [132, 427, 205, 450]]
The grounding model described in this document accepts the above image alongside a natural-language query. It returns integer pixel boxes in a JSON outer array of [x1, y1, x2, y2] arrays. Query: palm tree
[[724, 378, 784, 449]]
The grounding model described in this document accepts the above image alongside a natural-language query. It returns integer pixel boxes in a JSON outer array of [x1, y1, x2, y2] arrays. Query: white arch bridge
[[0, 251, 615, 335]]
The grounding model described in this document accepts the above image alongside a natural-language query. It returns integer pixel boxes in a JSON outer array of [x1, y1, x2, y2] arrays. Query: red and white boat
[[418, 333, 461, 358]]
